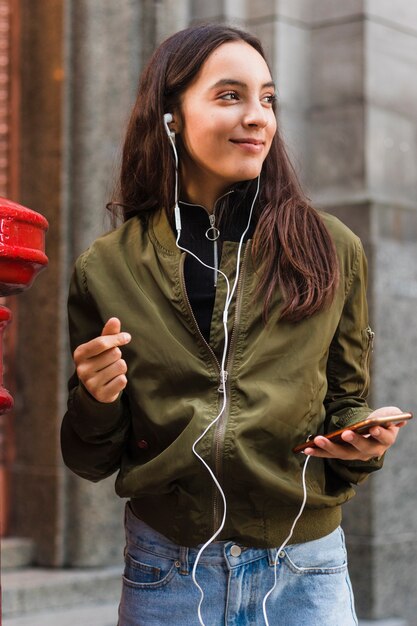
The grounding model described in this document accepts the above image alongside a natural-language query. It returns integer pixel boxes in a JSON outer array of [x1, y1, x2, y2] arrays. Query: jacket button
[[137, 439, 149, 449], [230, 545, 242, 557]]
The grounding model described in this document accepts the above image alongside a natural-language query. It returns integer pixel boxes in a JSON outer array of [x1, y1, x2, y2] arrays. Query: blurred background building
[[1, 1, 416, 624]]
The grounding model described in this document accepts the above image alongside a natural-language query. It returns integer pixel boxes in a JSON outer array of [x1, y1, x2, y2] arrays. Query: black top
[[178, 189, 256, 343]]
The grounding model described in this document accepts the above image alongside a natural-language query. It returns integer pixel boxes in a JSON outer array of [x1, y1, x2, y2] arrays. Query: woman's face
[[176, 40, 277, 208]]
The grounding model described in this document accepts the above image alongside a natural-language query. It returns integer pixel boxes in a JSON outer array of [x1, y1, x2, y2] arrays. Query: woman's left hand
[[303, 406, 408, 461]]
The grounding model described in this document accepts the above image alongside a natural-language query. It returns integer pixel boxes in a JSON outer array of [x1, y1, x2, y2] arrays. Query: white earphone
[[163, 112, 181, 232], [163, 112, 175, 140]]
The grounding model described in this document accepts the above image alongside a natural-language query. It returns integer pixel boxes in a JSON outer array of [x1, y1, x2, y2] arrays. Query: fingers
[[101, 317, 121, 336], [73, 317, 131, 403], [303, 435, 382, 461], [82, 358, 128, 404], [76, 346, 124, 385], [344, 424, 398, 448], [304, 406, 409, 460], [304, 424, 401, 461], [74, 318, 131, 362]]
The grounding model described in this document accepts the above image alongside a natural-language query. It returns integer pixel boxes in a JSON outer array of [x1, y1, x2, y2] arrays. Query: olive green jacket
[[61, 208, 381, 548]]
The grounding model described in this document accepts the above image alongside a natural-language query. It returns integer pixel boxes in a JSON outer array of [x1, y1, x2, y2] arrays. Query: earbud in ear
[[163, 111, 180, 228], [163, 113, 176, 140]]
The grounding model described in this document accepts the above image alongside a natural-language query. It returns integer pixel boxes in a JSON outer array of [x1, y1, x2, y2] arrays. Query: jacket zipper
[[211, 242, 251, 534], [180, 192, 232, 289], [207, 214, 219, 287]]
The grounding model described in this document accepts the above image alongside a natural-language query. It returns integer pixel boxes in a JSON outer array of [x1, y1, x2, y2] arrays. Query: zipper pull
[[205, 214, 220, 287], [205, 214, 220, 241], [218, 370, 228, 393]]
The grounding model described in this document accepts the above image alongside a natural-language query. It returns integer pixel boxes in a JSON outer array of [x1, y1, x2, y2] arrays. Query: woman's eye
[[220, 92, 239, 101], [263, 94, 277, 105]]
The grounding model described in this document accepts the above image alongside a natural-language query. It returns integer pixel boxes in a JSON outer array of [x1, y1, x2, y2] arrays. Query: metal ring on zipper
[[205, 226, 220, 241]]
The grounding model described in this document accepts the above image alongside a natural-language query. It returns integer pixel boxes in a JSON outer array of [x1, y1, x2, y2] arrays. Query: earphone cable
[[262, 453, 312, 625]]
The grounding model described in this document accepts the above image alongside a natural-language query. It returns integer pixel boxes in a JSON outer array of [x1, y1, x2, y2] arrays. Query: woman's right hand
[[73, 317, 131, 403]]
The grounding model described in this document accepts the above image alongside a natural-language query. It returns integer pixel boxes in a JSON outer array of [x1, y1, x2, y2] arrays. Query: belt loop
[[179, 545, 189, 575], [267, 548, 278, 567]]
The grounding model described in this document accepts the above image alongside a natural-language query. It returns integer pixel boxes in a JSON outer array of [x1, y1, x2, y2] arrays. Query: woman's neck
[[180, 165, 231, 214]]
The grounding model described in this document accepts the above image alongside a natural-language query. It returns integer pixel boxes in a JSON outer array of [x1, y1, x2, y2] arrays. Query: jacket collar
[[178, 188, 235, 214], [150, 183, 251, 254], [150, 207, 178, 255]]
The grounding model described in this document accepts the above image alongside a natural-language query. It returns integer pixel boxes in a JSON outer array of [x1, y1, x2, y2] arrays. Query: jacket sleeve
[[60, 252, 131, 482], [323, 237, 383, 485]]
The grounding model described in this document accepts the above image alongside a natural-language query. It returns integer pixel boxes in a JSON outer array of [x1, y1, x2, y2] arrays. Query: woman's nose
[[242, 99, 269, 128]]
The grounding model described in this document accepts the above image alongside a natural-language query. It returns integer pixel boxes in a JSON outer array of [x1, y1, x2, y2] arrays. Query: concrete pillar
[[155, 0, 191, 44], [62, 0, 147, 567], [191, 0, 245, 25], [245, 0, 311, 181], [308, 2, 417, 624]]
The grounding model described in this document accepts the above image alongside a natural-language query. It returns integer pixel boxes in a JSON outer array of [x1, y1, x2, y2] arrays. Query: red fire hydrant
[[0, 198, 48, 536]]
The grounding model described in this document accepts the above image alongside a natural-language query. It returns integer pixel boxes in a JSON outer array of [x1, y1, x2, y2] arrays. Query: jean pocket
[[281, 527, 348, 575], [123, 548, 178, 589]]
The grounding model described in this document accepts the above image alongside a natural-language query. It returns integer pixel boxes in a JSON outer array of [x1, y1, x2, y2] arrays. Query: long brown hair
[[111, 23, 339, 322]]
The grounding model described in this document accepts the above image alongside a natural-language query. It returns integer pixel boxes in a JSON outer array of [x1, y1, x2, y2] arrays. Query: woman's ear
[[163, 112, 181, 140], [169, 108, 183, 135], [170, 119, 181, 135]]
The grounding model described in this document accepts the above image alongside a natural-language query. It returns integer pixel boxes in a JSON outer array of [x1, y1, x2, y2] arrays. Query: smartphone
[[292, 412, 413, 454]]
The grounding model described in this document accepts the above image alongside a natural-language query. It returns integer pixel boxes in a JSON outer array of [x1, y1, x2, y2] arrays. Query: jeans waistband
[[125, 502, 278, 573]]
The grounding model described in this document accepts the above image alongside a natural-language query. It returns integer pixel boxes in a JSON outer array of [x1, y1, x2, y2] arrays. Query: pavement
[[2, 565, 122, 626], [2, 601, 120, 626]]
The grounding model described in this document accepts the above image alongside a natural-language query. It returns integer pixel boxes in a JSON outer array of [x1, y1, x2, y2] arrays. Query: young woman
[[61, 23, 407, 626]]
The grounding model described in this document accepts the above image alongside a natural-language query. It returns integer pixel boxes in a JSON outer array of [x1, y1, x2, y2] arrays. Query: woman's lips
[[230, 138, 264, 153]]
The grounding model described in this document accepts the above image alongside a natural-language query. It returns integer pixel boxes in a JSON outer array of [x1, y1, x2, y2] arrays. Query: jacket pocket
[[359, 326, 375, 398]]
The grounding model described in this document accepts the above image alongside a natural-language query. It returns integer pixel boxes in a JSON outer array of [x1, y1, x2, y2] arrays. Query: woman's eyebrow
[[210, 78, 276, 90]]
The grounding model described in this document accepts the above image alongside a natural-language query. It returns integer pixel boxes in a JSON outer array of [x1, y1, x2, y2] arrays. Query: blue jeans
[[118, 503, 358, 626]]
